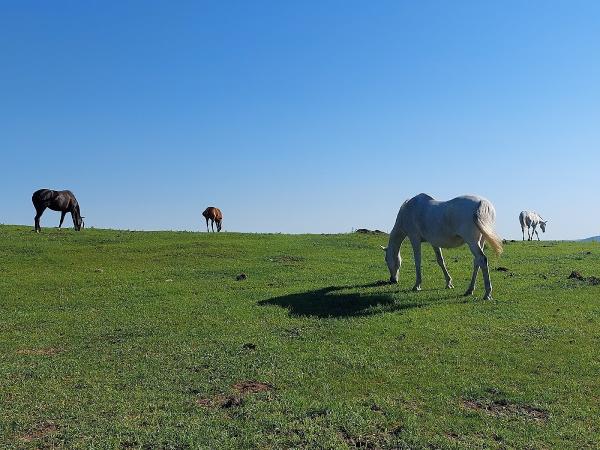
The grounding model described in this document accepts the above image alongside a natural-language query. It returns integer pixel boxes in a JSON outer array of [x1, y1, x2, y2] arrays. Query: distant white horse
[[381, 194, 503, 300], [519, 211, 547, 241]]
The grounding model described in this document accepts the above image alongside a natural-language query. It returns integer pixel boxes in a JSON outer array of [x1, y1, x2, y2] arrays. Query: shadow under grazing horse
[[202, 207, 223, 232], [381, 194, 503, 300], [32, 189, 84, 232]]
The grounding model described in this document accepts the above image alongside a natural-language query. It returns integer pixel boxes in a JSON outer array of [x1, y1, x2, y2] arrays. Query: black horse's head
[[73, 205, 84, 231]]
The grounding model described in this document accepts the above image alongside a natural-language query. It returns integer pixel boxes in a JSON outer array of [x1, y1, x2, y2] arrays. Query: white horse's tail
[[474, 200, 503, 255]]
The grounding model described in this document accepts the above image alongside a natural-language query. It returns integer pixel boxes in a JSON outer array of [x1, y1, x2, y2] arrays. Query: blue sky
[[2, 1, 599, 238]]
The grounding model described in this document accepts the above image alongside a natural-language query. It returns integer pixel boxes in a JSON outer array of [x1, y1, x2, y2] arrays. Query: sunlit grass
[[1, 225, 599, 448]]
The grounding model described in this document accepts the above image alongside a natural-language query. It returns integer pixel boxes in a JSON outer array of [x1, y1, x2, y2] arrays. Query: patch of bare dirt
[[463, 399, 548, 421], [195, 380, 274, 409], [233, 380, 274, 394], [568, 271, 600, 285], [339, 428, 376, 448], [17, 347, 61, 356], [445, 431, 460, 441], [20, 421, 58, 442]]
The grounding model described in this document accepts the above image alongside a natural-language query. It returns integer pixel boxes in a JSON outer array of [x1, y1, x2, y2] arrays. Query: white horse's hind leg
[[410, 238, 422, 291], [522, 226, 526, 241], [465, 259, 479, 296], [465, 241, 493, 299], [433, 246, 453, 288]]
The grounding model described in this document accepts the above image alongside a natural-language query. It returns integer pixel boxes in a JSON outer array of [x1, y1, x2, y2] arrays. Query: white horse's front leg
[[410, 238, 422, 291], [433, 246, 453, 288]]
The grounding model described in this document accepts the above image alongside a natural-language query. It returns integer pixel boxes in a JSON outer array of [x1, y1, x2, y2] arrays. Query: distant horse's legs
[[433, 246, 453, 288], [211, 220, 215, 232], [410, 238, 422, 291], [522, 226, 526, 241], [59, 211, 67, 228], [217, 220, 221, 232], [34, 206, 46, 233], [205, 217, 210, 232]]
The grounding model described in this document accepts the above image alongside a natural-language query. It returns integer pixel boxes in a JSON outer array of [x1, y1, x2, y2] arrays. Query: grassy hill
[[581, 235, 600, 242], [1, 225, 599, 449]]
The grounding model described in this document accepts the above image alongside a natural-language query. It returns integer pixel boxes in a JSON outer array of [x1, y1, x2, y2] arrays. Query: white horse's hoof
[[446, 283, 454, 289], [412, 285, 422, 292], [483, 294, 493, 300]]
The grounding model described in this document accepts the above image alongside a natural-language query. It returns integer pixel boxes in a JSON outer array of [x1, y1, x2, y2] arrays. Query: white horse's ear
[[380, 245, 387, 251]]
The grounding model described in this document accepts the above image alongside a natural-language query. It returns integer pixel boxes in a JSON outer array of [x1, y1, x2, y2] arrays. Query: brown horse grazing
[[32, 189, 84, 232], [202, 207, 223, 232]]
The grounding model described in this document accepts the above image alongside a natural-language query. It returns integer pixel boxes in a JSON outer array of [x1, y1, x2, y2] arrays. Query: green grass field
[[1, 225, 599, 449]]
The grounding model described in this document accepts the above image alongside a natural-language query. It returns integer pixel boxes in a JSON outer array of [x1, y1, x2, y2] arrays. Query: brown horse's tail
[[474, 200, 503, 255]]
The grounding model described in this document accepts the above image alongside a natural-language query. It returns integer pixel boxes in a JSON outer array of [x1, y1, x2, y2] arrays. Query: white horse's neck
[[387, 223, 406, 254]]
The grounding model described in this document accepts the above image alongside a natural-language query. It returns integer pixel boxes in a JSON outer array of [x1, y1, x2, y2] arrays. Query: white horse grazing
[[519, 211, 547, 241], [381, 194, 503, 300]]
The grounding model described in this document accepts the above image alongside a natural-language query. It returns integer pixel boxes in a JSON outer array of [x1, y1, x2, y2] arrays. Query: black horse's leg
[[59, 211, 67, 228], [206, 217, 209, 232], [34, 206, 46, 233]]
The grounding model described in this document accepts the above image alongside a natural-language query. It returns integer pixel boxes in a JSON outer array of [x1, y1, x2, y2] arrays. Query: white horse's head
[[540, 221, 548, 232], [381, 245, 400, 283]]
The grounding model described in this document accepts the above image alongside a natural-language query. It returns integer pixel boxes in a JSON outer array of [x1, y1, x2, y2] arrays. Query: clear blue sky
[[2, 1, 599, 239]]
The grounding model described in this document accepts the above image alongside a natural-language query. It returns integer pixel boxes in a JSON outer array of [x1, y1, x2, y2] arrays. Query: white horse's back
[[396, 194, 501, 252]]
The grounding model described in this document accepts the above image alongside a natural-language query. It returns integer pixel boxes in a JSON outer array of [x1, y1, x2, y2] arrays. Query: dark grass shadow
[[258, 282, 426, 318]]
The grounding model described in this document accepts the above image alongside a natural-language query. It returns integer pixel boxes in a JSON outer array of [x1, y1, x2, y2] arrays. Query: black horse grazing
[[32, 189, 84, 232]]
